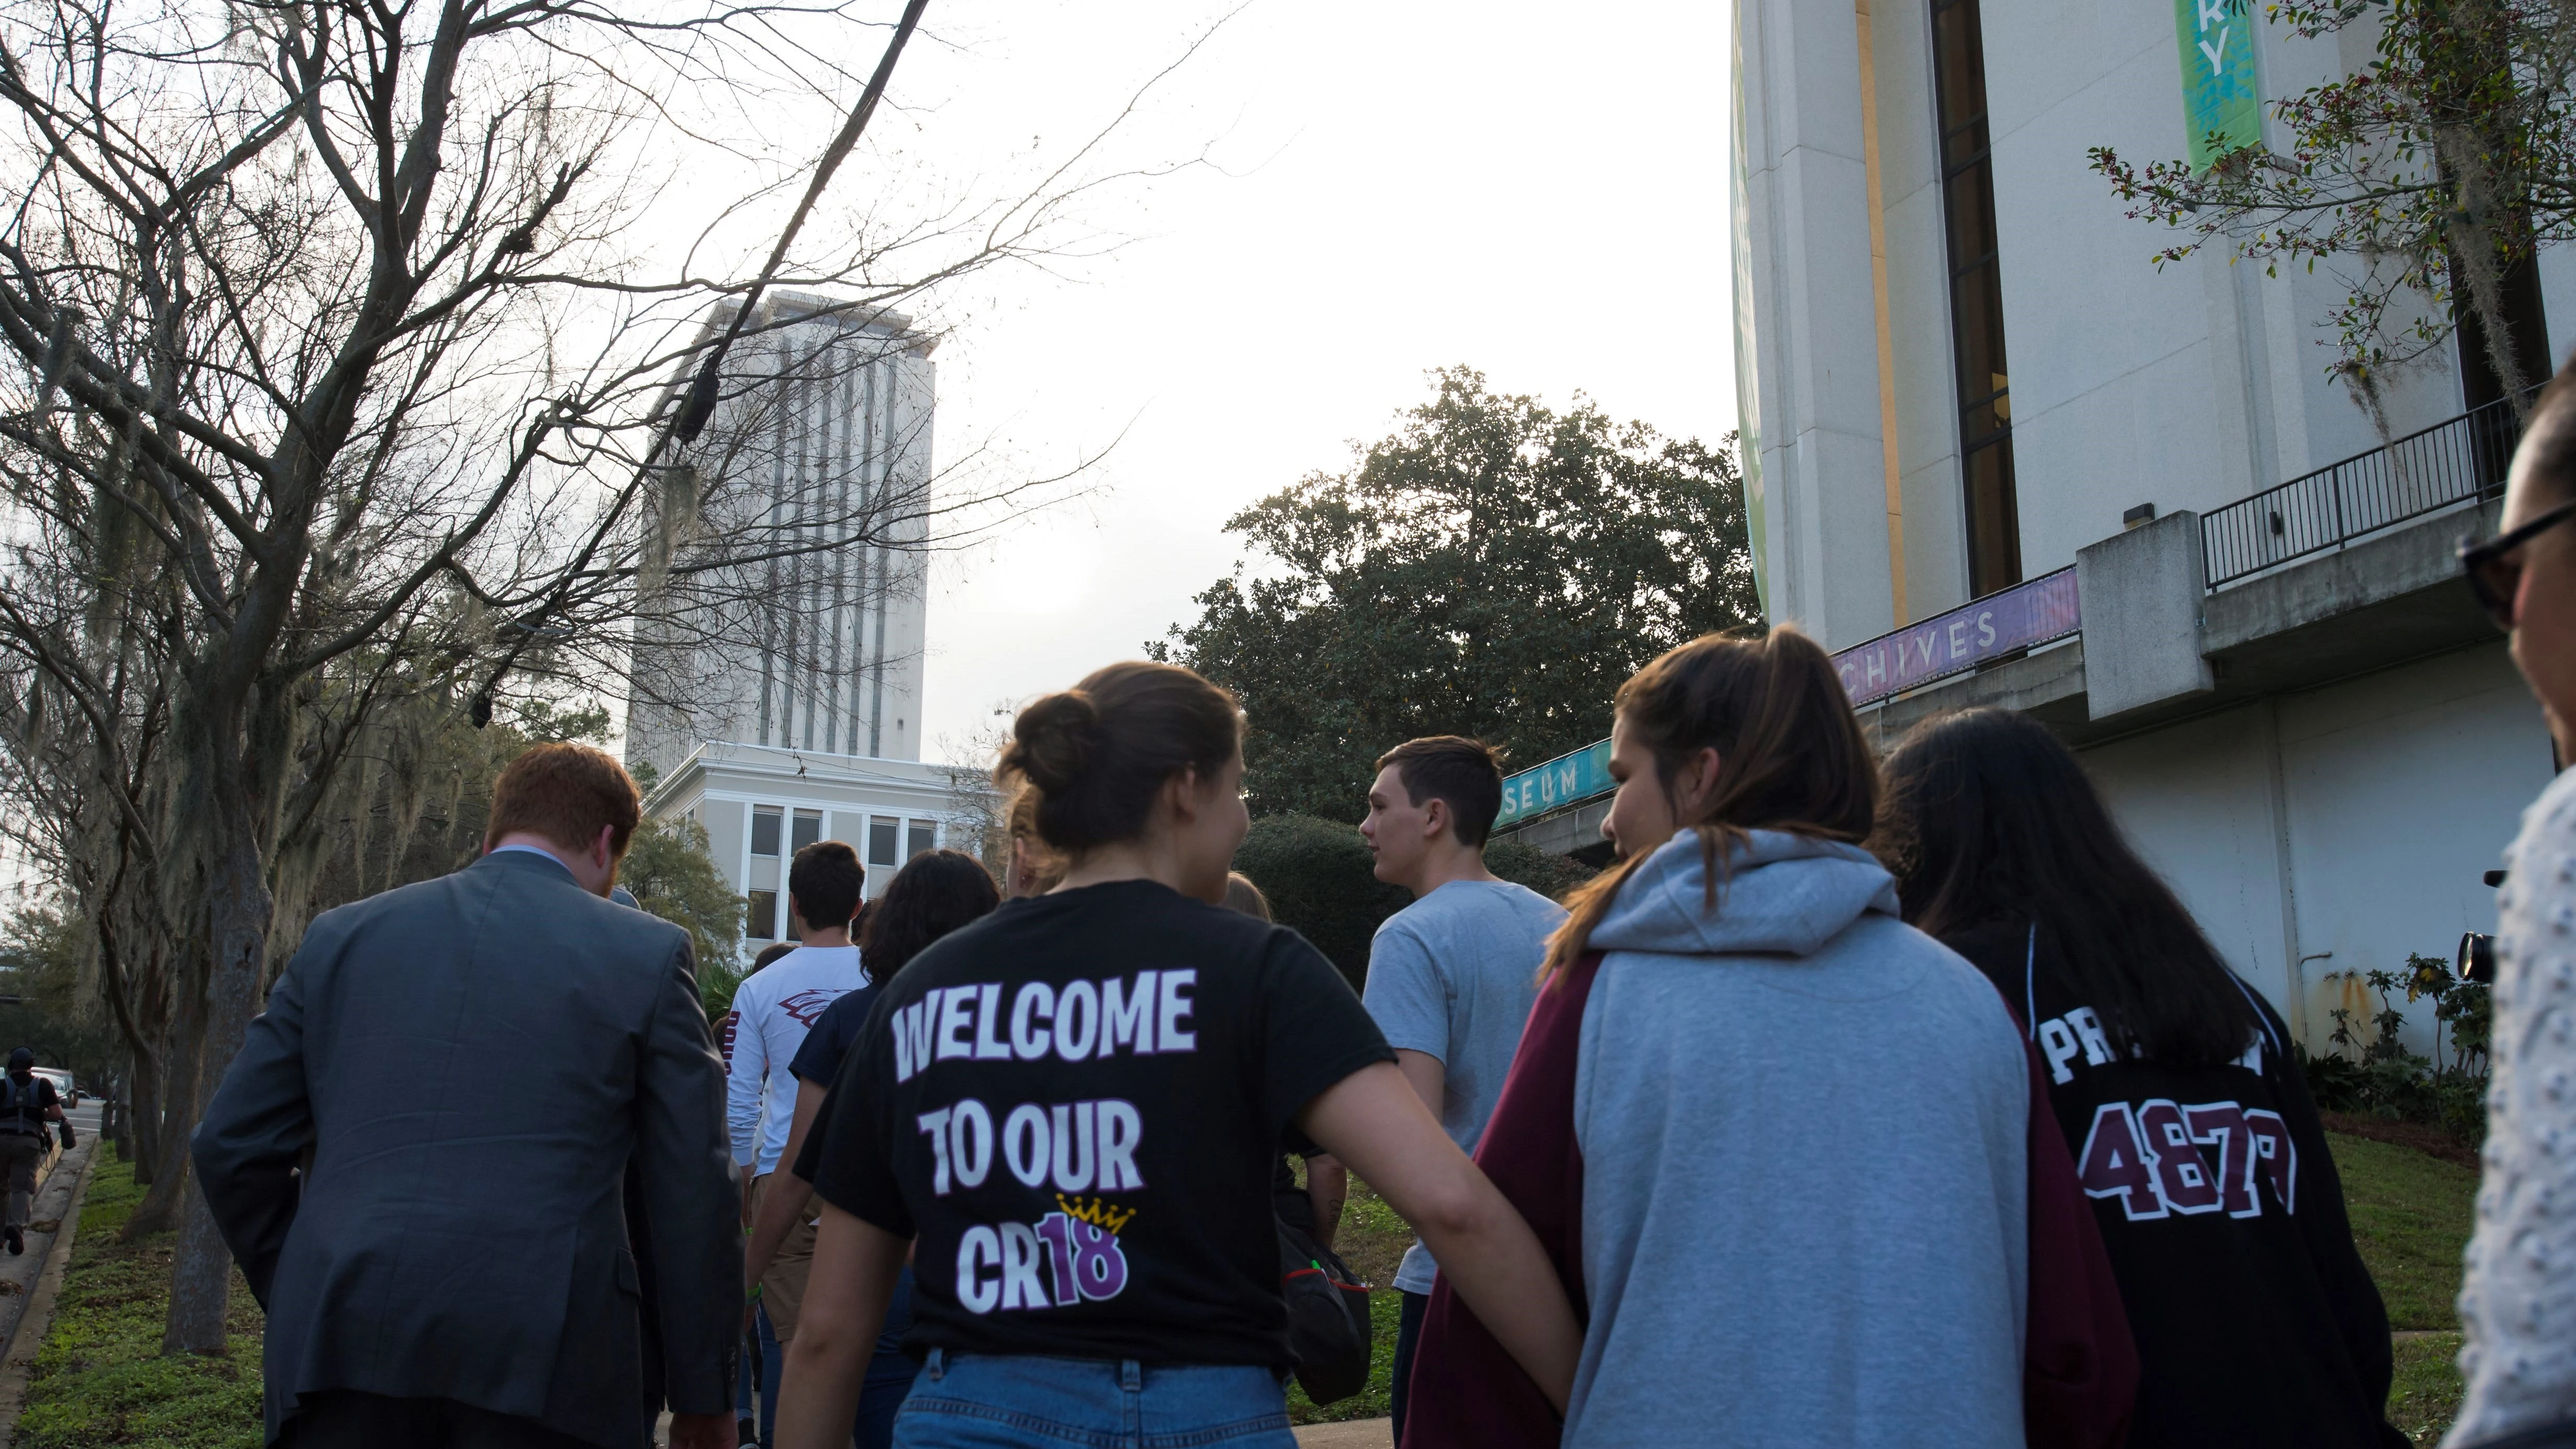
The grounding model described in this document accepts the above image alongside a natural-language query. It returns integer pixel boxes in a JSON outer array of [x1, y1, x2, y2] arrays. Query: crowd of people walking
[[184, 371, 2576, 1448]]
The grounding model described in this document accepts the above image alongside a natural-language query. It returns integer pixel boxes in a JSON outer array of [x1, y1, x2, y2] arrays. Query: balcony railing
[[2202, 390, 2530, 589]]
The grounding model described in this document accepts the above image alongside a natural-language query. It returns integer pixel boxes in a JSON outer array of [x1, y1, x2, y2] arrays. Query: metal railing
[[2202, 389, 2529, 589]]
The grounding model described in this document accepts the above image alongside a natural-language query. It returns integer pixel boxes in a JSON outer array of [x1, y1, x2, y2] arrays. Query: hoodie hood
[[1587, 827, 1900, 959]]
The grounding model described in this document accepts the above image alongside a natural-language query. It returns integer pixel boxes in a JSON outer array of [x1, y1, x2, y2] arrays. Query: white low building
[[643, 743, 970, 947]]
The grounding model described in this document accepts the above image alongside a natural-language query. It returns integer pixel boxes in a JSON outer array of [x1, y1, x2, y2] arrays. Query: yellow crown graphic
[[1055, 1194, 1137, 1234]]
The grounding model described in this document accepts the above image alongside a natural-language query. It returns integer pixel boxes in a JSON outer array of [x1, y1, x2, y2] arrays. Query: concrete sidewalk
[[1292, 1419, 1390, 1447]]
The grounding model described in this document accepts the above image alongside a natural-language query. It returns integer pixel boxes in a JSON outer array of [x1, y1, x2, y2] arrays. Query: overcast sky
[[843, 1, 1738, 765]]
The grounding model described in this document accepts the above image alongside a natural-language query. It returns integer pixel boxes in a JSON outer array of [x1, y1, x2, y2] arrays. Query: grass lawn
[[17, 1159, 265, 1449], [2333, 1130, 2480, 1330], [2389, 1333, 2466, 1446], [2327, 1129, 2480, 1445]]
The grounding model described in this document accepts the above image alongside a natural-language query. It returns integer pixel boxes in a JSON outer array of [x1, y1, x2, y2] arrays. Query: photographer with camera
[[2450, 365, 2576, 1449]]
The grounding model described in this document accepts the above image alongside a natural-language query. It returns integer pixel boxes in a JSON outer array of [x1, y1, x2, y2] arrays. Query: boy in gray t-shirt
[[1356, 736, 1567, 1442]]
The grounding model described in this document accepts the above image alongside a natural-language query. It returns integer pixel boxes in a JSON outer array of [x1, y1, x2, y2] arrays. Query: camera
[[2460, 867, 2510, 985]]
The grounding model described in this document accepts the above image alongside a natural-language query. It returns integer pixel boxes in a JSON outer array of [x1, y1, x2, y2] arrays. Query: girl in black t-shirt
[[773, 662, 1581, 1449], [1877, 707, 2405, 1449]]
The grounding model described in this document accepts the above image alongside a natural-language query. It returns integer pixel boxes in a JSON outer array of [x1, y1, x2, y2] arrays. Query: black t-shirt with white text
[[802, 879, 1392, 1367]]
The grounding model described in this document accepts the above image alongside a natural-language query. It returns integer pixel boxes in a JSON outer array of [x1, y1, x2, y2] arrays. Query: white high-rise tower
[[627, 293, 966, 938]]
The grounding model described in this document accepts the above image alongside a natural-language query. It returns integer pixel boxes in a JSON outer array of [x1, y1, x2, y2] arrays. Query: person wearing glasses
[[2448, 372, 2576, 1449]]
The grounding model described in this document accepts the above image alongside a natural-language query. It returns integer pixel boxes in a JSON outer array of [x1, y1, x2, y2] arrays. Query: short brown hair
[[489, 743, 641, 857], [789, 840, 864, 930], [1376, 736, 1507, 848], [1221, 871, 1272, 921], [998, 661, 1243, 853]]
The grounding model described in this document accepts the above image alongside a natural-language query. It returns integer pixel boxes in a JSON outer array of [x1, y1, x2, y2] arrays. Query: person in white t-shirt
[[727, 838, 867, 1361]]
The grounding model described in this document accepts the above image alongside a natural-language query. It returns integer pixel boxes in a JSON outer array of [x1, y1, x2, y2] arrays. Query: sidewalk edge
[[0, 1146, 98, 1448]]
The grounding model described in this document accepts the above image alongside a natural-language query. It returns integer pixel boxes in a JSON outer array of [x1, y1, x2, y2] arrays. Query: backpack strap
[[2023, 920, 2040, 1042]]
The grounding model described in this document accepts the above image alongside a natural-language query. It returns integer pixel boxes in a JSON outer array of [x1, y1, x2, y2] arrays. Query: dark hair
[[489, 743, 641, 857], [998, 661, 1243, 853], [860, 848, 1002, 984], [749, 941, 798, 975], [1376, 736, 1506, 848], [1874, 707, 2257, 1065], [1545, 627, 1877, 979], [788, 840, 863, 930]]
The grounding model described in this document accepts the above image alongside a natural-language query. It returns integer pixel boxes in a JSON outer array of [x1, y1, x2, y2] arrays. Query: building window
[[751, 806, 783, 857], [868, 817, 899, 869], [791, 809, 823, 855], [1931, 0, 2021, 597], [746, 889, 778, 940], [908, 821, 935, 860]]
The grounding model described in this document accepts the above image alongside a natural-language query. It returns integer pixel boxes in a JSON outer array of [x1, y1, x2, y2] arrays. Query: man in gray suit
[[194, 743, 740, 1449]]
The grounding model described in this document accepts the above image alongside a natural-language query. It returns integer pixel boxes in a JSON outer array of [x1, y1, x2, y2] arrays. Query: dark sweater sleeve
[[2017, 1026, 2142, 1449], [2258, 998, 2409, 1449], [1399, 952, 1602, 1449]]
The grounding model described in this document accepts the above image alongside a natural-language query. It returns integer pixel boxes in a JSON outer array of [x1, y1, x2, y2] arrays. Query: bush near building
[[1233, 813, 1592, 991], [2301, 953, 2493, 1148]]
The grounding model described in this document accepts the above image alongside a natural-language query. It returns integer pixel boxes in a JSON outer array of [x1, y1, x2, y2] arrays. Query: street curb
[[0, 1145, 97, 1448]]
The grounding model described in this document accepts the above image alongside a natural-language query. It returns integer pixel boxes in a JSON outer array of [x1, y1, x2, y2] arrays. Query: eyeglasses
[[2459, 495, 2576, 630]]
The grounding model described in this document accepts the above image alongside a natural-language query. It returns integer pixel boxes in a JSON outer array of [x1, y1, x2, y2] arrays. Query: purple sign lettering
[[1832, 567, 2079, 707]]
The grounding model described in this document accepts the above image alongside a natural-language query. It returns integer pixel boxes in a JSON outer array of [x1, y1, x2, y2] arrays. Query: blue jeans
[[855, 1266, 924, 1449], [893, 1351, 1293, 1448]]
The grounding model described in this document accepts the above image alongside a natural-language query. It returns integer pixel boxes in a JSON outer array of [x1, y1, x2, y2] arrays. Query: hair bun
[[1006, 691, 1100, 795]]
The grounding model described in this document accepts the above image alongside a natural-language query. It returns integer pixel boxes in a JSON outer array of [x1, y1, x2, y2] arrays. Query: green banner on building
[[2175, 0, 2262, 170]]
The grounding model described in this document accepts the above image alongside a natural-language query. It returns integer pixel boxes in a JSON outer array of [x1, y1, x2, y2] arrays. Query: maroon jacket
[[1400, 951, 2138, 1448]]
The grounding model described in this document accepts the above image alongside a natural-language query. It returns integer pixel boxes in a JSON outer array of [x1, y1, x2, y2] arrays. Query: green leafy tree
[[2089, 0, 2576, 413], [1155, 368, 1759, 821], [619, 815, 748, 1020]]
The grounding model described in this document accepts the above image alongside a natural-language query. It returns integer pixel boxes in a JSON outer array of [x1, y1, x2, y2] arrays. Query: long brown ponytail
[[1540, 626, 1879, 980]]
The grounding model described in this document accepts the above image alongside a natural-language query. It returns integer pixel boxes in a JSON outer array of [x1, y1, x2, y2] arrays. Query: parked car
[[29, 1068, 73, 1108]]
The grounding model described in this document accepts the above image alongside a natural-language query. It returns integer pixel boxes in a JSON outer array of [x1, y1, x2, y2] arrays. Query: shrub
[[1233, 814, 1594, 992], [2302, 953, 2491, 1147]]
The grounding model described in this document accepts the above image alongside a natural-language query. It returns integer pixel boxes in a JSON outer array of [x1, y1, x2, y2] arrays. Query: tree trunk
[[126, 1064, 156, 1181], [124, 996, 199, 1235], [160, 829, 272, 1356]]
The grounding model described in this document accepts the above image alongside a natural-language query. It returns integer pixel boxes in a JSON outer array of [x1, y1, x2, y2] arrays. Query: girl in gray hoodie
[[1402, 627, 2134, 1449]]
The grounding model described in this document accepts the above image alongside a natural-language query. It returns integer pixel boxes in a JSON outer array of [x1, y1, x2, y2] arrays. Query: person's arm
[[724, 983, 765, 1213], [1299, 1060, 1581, 1412], [1393, 1049, 1445, 1123], [1305, 1153, 1348, 1250], [746, 1078, 827, 1287], [188, 955, 317, 1307], [632, 936, 746, 1447], [774, 1203, 908, 1449]]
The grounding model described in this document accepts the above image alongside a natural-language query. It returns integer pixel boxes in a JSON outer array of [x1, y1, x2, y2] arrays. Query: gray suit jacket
[[193, 849, 740, 1448]]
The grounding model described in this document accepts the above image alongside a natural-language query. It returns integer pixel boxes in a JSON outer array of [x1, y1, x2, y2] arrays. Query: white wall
[[2274, 645, 2552, 1054], [1744, 0, 2483, 621], [2082, 642, 2551, 1056]]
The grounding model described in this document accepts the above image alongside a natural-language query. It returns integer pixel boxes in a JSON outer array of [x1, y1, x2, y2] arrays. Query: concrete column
[[2076, 510, 2215, 719], [1735, 0, 1898, 648]]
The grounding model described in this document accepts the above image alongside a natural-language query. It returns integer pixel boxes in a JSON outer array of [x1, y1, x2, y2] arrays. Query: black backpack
[[0, 1074, 45, 1135], [1276, 1217, 1374, 1405]]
